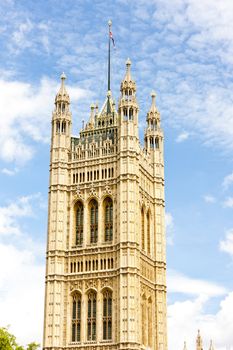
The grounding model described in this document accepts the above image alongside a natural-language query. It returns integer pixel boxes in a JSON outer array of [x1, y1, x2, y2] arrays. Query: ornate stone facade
[[43, 59, 167, 350]]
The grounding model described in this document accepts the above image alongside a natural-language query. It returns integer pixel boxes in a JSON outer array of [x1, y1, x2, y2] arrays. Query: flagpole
[[108, 20, 112, 92]]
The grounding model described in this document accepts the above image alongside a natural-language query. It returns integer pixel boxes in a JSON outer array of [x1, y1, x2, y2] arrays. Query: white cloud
[[0, 242, 44, 347], [1, 167, 18, 176], [223, 197, 233, 208], [176, 131, 189, 143], [222, 172, 233, 190], [0, 193, 45, 346], [0, 193, 41, 236], [219, 229, 233, 257], [165, 212, 174, 245], [132, 0, 233, 151], [0, 77, 90, 165], [168, 270, 227, 298], [203, 195, 216, 204], [167, 270, 232, 350], [168, 292, 233, 350]]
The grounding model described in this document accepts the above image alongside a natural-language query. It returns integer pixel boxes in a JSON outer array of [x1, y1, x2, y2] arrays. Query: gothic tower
[[43, 32, 167, 350]]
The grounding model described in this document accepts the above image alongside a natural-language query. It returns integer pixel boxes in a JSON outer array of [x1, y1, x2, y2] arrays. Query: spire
[[146, 91, 160, 132], [55, 72, 70, 104], [124, 58, 132, 82], [209, 340, 214, 350], [120, 58, 136, 93], [149, 91, 158, 114], [196, 330, 203, 350], [183, 341, 188, 350], [90, 103, 95, 125]]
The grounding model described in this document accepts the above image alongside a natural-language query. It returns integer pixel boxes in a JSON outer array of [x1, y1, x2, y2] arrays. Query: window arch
[[75, 202, 83, 246], [89, 199, 98, 243], [103, 290, 112, 340], [72, 293, 82, 342], [104, 198, 113, 241], [87, 290, 97, 341], [141, 207, 145, 250], [147, 210, 150, 254]]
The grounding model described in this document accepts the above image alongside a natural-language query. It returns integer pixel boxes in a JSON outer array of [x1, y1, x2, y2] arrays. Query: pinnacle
[[55, 72, 70, 104], [60, 72, 66, 80], [126, 57, 131, 66]]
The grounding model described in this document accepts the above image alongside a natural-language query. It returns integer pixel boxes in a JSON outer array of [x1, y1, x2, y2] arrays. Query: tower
[[43, 27, 167, 350]]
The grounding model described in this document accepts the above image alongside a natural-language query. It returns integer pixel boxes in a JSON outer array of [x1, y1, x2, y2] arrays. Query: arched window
[[61, 121, 66, 133], [141, 207, 145, 250], [72, 293, 82, 342], [123, 108, 127, 119], [75, 202, 83, 246], [56, 121, 60, 133], [148, 298, 152, 347], [103, 290, 112, 340], [142, 294, 146, 345], [104, 198, 113, 241], [129, 108, 133, 120], [87, 291, 97, 341], [90, 200, 98, 243], [147, 211, 150, 254]]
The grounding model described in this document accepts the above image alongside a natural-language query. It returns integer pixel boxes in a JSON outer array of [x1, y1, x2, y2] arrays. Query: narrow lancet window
[[76, 202, 84, 246], [87, 291, 97, 341], [147, 211, 150, 254], [72, 293, 81, 342], [103, 290, 112, 340], [104, 198, 113, 241], [90, 200, 98, 243], [141, 207, 145, 250]]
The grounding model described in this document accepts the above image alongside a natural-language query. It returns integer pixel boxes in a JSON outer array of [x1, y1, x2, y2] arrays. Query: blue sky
[[0, 0, 233, 349]]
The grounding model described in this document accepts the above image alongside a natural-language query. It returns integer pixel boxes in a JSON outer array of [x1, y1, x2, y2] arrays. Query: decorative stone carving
[[70, 281, 82, 292], [85, 279, 97, 290], [89, 182, 98, 198]]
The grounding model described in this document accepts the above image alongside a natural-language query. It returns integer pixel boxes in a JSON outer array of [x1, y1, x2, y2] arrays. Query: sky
[[0, 0, 233, 349]]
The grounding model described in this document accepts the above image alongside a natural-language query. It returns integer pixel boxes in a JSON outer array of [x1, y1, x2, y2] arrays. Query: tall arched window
[[141, 207, 145, 250], [142, 294, 146, 345], [72, 293, 82, 342], [76, 202, 83, 246], [87, 291, 97, 341], [103, 290, 112, 340], [104, 198, 113, 241], [147, 211, 150, 254], [148, 298, 152, 348], [90, 200, 98, 243]]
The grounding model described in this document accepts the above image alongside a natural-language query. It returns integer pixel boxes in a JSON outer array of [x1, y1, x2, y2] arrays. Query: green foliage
[[26, 343, 40, 350], [0, 327, 40, 350]]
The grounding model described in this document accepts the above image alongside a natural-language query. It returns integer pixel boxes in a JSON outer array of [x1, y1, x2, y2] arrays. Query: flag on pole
[[109, 31, 115, 47]]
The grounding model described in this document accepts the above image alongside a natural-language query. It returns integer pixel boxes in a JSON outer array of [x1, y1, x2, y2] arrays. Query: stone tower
[[43, 55, 167, 349]]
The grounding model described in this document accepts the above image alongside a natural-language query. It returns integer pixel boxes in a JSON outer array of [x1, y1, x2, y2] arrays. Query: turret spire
[[55, 72, 70, 105], [196, 330, 203, 350], [124, 58, 132, 82], [209, 340, 214, 350]]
